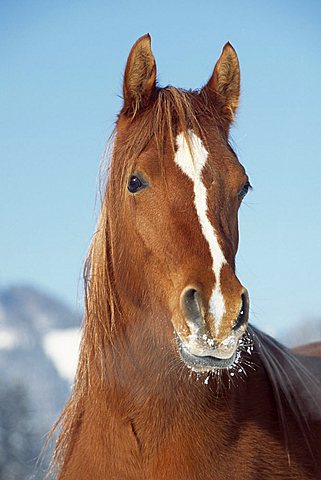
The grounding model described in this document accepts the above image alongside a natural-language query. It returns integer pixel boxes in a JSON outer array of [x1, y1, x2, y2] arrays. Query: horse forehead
[[175, 131, 209, 179]]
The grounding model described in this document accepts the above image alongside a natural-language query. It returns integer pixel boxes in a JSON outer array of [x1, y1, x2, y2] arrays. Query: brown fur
[[123, 34, 157, 117], [49, 36, 321, 479], [206, 42, 240, 128]]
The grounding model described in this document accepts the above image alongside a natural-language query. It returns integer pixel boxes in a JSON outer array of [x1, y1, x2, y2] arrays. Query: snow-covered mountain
[[0, 285, 82, 479]]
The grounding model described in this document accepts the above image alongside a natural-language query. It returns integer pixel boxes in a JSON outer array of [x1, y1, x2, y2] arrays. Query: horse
[[50, 35, 321, 479]]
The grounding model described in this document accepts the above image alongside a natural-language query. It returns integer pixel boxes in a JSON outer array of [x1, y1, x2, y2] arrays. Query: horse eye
[[238, 181, 252, 200], [128, 174, 147, 194]]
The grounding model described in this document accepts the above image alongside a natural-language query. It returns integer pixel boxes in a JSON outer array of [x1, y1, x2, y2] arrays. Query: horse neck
[[84, 310, 271, 443]]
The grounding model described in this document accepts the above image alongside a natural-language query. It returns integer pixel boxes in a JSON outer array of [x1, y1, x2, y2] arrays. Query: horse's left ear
[[122, 34, 157, 117], [203, 42, 240, 130]]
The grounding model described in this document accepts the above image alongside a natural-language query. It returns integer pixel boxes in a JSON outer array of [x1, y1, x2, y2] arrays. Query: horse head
[[103, 34, 251, 373]]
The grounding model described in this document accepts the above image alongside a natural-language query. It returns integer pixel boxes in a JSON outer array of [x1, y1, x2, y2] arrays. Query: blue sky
[[1, 1, 321, 336]]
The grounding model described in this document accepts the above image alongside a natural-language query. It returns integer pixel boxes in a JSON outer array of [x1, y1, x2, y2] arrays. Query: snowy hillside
[[0, 285, 82, 480]]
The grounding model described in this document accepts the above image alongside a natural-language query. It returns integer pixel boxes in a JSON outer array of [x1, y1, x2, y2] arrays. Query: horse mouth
[[176, 335, 238, 372]]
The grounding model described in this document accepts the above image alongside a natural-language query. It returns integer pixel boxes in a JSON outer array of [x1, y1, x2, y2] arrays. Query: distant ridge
[[281, 316, 321, 349]]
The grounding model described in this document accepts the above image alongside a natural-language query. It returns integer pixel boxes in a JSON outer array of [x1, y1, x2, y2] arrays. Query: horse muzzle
[[175, 286, 249, 371]]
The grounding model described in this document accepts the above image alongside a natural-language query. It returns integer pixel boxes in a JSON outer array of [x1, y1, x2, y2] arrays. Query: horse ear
[[123, 34, 157, 116], [204, 42, 240, 130]]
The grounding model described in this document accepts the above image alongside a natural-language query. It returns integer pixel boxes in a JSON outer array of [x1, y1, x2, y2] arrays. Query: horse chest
[[58, 401, 319, 480], [125, 411, 252, 480]]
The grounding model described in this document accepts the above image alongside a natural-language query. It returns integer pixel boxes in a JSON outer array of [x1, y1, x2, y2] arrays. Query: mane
[[248, 325, 321, 465], [46, 87, 321, 476]]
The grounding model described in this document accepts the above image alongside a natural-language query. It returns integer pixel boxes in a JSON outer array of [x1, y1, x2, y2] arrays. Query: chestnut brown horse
[[50, 35, 321, 479]]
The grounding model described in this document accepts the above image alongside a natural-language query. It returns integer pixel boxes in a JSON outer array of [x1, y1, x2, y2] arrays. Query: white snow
[[0, 329, 18, 350], [43, 328, 81, 382]]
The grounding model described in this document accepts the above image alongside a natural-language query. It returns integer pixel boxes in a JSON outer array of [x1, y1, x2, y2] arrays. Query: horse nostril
[[233, 291, 249, 331], [181, 288, 203, 328]]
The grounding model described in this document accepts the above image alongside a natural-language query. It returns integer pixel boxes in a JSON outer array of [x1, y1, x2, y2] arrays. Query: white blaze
[[174, 130, 226, 334]]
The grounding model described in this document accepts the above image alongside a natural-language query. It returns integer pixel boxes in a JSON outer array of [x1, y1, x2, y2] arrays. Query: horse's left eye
[[128, 174, 147, 194], [238, 181, 252, 200]]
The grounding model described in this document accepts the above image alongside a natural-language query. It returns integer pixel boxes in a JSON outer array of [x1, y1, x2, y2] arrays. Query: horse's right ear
[[122, 34, 157, 117]]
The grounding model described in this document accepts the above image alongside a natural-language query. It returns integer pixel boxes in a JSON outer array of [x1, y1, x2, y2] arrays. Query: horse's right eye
[[238, 181, 252, 200], [128, 174, 147, 194]]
